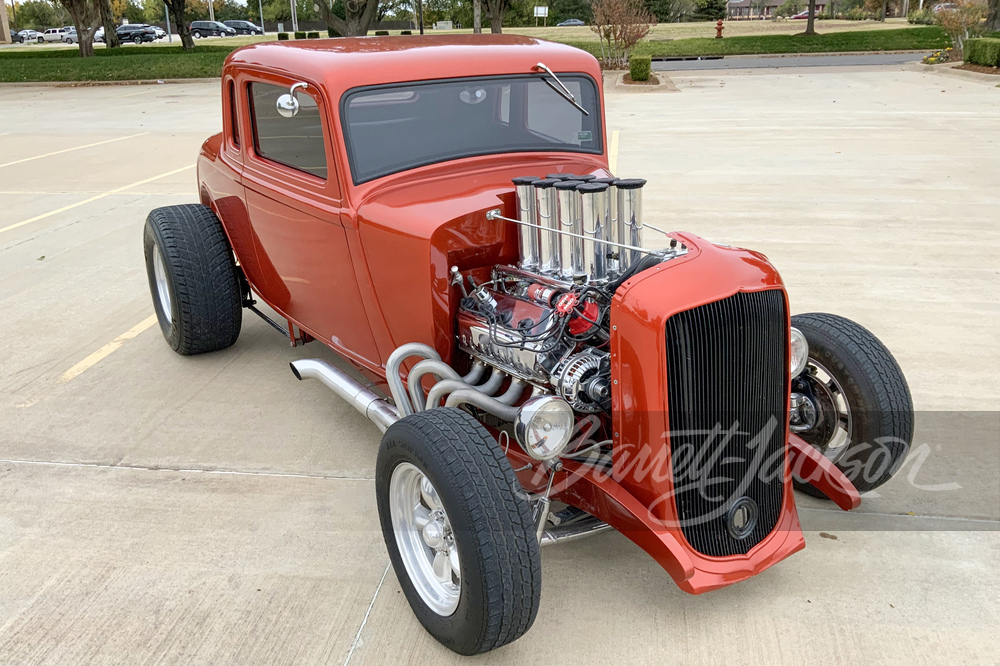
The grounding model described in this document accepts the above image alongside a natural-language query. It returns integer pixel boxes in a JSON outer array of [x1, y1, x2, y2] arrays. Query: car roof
[[225, 35, 602, 100]]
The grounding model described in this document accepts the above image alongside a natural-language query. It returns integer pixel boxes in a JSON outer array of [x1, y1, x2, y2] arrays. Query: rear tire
[[143, 204, 243, 355], [192, 30, 201, 39], [790, 313, 914, 497], [376, 408, 541, 655]]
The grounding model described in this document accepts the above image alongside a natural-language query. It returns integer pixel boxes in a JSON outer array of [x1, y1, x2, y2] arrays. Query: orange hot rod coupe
[[143, 36, 914, 654]]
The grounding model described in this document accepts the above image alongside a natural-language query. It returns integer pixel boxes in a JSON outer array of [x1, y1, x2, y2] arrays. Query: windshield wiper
[[532, 62, 590, 116]]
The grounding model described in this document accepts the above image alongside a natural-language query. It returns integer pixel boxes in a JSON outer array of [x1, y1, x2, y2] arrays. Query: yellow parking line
[[0, 164, 193, 236], [609, 130, 620, 175], [0, 132, 150, 170], [59, 315, 159, 384]]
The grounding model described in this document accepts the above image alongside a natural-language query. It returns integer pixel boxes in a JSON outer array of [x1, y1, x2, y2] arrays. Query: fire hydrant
[[716, 19, 724, 39]]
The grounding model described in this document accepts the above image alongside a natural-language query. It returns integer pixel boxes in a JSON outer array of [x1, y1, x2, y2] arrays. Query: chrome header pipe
[[532, 178, 561, 275], [512, 176, 540, 271], [290, 359, 399, 433]]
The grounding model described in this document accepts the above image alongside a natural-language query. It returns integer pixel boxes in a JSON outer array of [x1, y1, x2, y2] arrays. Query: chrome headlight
[[514, 396, 575, 461], [790, 327, 809, 377]]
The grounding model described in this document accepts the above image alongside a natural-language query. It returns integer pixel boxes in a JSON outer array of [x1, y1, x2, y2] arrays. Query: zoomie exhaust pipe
[[290, 359, 399, 433]]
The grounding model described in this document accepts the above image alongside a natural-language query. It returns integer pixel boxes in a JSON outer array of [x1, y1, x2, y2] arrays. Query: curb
[[909, 61, 1000, 85], [649, 49, 931, 62]]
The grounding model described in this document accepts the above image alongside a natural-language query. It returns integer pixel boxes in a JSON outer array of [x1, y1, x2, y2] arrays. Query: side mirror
[[276, 82, 308, 118]]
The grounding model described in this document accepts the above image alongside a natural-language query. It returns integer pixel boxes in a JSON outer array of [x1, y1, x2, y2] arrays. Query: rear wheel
[[133, 35, 142, 44], [192, 30, 201, 39], [376, 408, 541, 655], [143, 204, 243, 355], [790, 313, 914, 496]]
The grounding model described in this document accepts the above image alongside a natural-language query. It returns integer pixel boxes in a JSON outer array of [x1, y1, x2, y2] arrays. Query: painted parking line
[[59, 314, 158, 384], [0, 132, 149, 170], [0, 164, 193, 236], [609, 129, 620, 175]]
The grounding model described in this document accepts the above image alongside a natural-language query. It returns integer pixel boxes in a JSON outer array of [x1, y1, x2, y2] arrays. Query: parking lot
[[1, 66, 999, 664]]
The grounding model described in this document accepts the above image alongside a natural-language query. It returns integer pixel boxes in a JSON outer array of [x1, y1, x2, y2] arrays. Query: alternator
[[553, 349, 611, 413]]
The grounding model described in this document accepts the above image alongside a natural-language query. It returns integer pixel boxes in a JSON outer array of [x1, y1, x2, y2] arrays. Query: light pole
[[164, 2, 172, 42], [258, 0, 265, 33], [290, 0, 298, 32], [208, 0, 215, 22]]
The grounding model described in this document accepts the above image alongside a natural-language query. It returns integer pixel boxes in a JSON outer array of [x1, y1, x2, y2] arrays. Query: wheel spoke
[[432, 550, 452, 583], [449, 547, 461, 580], [413, 504, 431, 529], [420, 475, 443, 511]]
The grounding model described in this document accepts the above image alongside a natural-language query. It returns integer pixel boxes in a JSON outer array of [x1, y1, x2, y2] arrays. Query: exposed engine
[[455, 174, 685, 415]]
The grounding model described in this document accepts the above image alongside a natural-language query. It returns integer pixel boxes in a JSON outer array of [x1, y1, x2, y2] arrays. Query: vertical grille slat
[[665, 290, 787, 557]]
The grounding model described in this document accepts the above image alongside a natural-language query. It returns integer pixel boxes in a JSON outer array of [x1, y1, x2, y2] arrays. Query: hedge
[[294, 31, 306, 39], [375, 30, 389, 36], [629, 55, 651, 81], [400, 30, 412, 35], [277, 32, 289, 40], [965, 38, 1000, 68], [306, 31, 320, 39]]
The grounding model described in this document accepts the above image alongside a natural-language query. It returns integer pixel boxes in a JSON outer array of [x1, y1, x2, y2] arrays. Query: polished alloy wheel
[[152, 243, 172, 318], [792, 358, 853, 464], [389, 462, 461, 616]]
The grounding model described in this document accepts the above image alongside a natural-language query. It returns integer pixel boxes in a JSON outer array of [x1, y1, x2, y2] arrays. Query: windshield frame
[[339, 73, 604, 186]]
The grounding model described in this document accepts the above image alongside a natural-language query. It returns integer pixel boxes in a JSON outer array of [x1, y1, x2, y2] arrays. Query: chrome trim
[[539, 515, 613, 546]]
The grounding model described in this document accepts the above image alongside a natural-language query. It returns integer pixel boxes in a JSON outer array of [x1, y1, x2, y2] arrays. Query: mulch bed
[[623, 73, 661, 85], [954, 63, 1000, 75]]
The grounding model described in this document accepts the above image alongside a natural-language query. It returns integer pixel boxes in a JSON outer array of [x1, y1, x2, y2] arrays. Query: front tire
[[376, 408, 541, 655], [790, 313, 914, 496], [143, 204, 243, 355]]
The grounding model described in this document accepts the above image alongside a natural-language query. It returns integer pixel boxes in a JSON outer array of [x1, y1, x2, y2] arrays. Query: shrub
[[839, 7, 874, 20], [965, 37, 1000, 66], [307, 31, 320, 38], [629, 54, 652, 80], [591, 0, 654, 70], [294, 31, 306, 39], [775, 0, 803, 17], [935, 0, 988, 53], [375, 30, 389, 35], [327, 28, 336, 37], [400, 30, 412, 34], [277, 32, 289, 40], [908, 8, 935, 24]]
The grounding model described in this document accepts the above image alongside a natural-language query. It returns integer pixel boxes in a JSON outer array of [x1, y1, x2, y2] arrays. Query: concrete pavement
[[1, 68, 999, 664]]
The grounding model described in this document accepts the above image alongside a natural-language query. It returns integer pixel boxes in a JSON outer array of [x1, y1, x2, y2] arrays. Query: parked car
[[36, 28, 71, 43], [93, 26, 104, 42], [556, 18, 585, 26], [10, 29, 23, 42], [189, 20, 236, 38], [141, 24, 167, 39], [223, 19, 264, 35], [790, 8, 812, 18], [116, 24, 156, 43], [142, 36, 914, 655], [933, 2, 957, 10]]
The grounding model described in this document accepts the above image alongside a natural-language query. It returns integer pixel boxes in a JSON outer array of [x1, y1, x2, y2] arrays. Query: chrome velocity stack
[[592, 177, 620, 274], [533, 178, 561, 274], [554, 180, 585, 281], [615, 178, 646, 272], [512, 176, 541, 271], [576, 181, 611, 282]]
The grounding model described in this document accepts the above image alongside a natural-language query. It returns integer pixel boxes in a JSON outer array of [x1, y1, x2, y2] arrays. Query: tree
[[646, 0, 694, 22], [473, 0, 481, 32], [483, 0, 511, 32], [17, 0, 68, 30], [99, 0, 120, 48], [803, 0, 817, 34], [317, 0, 378, 36], [553, 0, 594, 23], [163, 0, 194, 49], [934, 0, 987, 53], [694, 0, 726, 20], [56, 0, 99, 56], [591, 0, 652, 69], [987, 0, 998, 30]]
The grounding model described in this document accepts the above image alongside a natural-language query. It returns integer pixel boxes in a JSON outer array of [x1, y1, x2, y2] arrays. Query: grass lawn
[[0, 25, 949, 82]]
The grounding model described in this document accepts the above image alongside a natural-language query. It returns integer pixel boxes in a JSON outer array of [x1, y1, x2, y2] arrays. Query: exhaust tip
[[289, 362, 302, 381]]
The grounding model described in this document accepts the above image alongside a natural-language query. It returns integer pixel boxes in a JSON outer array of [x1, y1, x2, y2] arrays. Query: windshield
[[341, 74, 602, 185]]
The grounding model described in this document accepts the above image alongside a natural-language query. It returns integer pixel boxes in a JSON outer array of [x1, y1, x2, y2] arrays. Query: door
[[240, 75, 380, 368]]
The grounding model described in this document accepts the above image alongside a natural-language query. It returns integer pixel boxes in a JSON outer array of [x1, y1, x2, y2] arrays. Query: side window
[[248, 82, 327, 180], [228, 80, 239, 147]]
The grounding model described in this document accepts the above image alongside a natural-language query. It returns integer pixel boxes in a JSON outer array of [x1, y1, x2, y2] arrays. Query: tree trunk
[[881, 0, 887, 21], [318, 0, 379, 37], [987, 0, 1000, 32], [60, 0, 98, 57], [473, 0, 482, 34], [804, 0, 817, 34], [165, 0, 194, 50], [489, 10, 502, 33], [98, 0, 119, 48]]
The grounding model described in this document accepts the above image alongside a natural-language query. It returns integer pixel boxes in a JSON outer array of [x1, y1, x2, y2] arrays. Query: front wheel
[[790, 313, 914, 496], [133, 35, 142, 44], [143, 204, 243, 355], [192, 30, 201, 39], [376, 408, 541, 655]]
